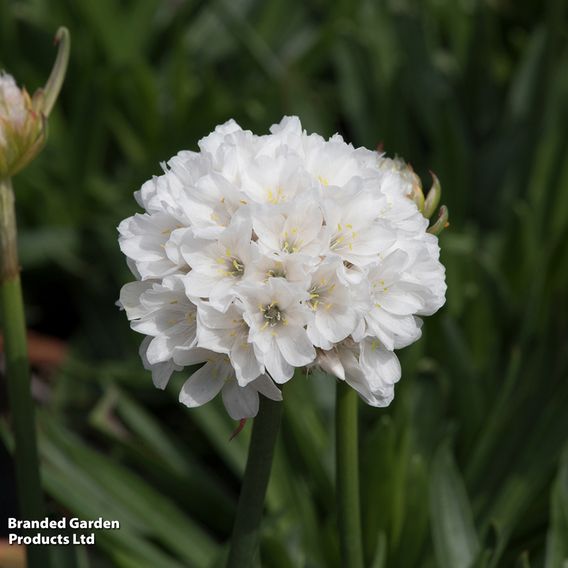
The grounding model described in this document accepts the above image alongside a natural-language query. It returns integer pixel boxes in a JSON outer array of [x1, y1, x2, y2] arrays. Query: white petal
[[172, 346, 211, 366], [118, 281, 153, 320], [196, 323, 233, 354], [307, 322, 334, 350], [222, 381, 259, 420], [198, 302, 241, 329], [231, 342, 263, 386], [360, 340, 401, 389], [209, 278, 237, 311], [376, 290, 423, 316], [276, 328, 316, 366], [139, 337, 180, 389], [251, 374, 283, 401], [185, 271, 220, 298], [179, 362, 226, 407], [316, 306, 357, 344], [263, 344, 294, 383], [146, 336, 172, 365], [316, 349, 345, 380]]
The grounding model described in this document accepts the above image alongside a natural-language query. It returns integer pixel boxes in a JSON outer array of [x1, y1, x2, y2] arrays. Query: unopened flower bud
[[0, 74, 28, 142], [0, 73, 44, 178], [0, 27, 69, 178], [378, 156, 426, 212]]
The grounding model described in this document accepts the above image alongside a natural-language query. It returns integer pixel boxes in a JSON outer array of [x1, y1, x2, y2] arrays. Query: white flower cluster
[[118, 117, 446, 420]]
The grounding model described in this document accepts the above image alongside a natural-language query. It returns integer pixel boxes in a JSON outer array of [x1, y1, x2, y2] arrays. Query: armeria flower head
[[0, 28, 69, 178], [118, 116, 447, 420]]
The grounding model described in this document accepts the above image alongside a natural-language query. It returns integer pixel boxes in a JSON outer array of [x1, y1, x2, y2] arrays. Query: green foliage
[[430, 444, 479, 568], [1, 0, 568, 566]]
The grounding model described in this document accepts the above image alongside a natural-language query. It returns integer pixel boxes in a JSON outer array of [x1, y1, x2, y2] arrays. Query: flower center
[[227, 257, 244, 277], [266, 266, 286, 279], [260, 303, 285, 327], [280, 228, 303, 254], [308, 285, 321, 311], [267, 186, 286, 205], [330, 223, 358, 252], [308, 279, 335, 311]]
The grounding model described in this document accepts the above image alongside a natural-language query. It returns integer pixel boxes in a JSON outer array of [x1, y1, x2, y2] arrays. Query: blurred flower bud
[[378, 155, 449, 234], [0, 74, 29, 142], [0, 27, 69, 178], [0, 73, 45, 178]]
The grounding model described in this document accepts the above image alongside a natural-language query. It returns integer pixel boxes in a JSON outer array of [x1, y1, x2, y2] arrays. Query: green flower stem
[[336, 380, 364, 568], [227, 397, 283, 568], [0, 177, 48, 568]]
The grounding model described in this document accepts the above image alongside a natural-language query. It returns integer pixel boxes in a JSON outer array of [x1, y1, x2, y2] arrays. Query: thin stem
[[0, 178, 18, 280], [0, 177, 48, 568], [336, 380, 364, 568], [226, 397, 282, 568]]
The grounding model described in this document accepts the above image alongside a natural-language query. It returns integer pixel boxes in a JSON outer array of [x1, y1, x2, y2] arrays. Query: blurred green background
[[1, 0, 568, 566]]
